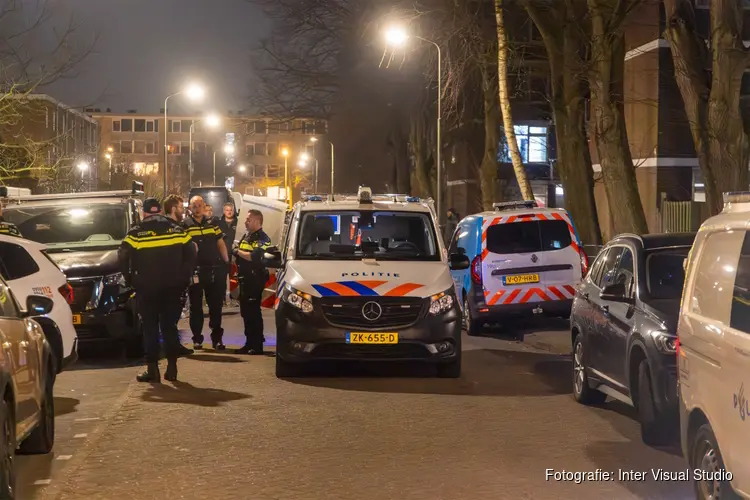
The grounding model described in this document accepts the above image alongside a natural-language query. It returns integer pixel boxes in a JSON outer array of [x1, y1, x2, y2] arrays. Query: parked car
[[448, 200, 587, 335], [2, 183, 145, 356], [0, 280, 58, 496], [679, 192, 750, 499], [570, 232, 695, 445], [0, 234, 77, 374]]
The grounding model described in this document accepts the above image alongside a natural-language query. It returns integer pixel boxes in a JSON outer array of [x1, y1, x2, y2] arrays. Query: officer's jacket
[[237, 228, 271, 290], [0, 217, 21, 238], [118, 215, 197, 291], [182, 215, 225, 267]]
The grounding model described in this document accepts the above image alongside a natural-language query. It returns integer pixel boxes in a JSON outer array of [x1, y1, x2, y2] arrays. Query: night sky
[[38, 0, 268, 114]]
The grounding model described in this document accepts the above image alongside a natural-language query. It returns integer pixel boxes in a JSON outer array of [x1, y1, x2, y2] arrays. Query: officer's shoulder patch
[[137, 230, 155, 237]]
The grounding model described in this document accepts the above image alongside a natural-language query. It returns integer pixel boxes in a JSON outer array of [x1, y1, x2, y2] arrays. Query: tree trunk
[[410, 116, 434, 198], [524, 0, 602, 245], [587, 11, 648, 235], [494, 0, 534, 201], [480, 68, 501, 210]]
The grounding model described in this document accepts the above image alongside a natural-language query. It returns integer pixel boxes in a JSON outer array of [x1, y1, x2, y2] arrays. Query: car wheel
[[691, 423, 740, 500], [275, 354, 303, 378], [572, 333, 606, 405], [463, 296, 482, 337], [0, 397, 16, 499], [19, 367, 54, 455], [636, 360, 672, 446]]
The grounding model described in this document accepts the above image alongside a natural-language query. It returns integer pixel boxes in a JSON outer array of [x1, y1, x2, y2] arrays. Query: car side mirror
[[457, 247, 467, 255], [262, 246, 282, 269], [25, 295, 54, 316], [449, 253, 470, 271], [600, 282, 634, 304]]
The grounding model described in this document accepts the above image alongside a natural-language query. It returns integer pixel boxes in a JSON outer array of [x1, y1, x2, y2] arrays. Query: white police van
[[263, 187, 470, 378], [679, 192, 750, 499]]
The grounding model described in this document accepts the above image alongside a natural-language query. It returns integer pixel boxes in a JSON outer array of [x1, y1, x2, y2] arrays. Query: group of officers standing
[[117, 194, 272, 383]]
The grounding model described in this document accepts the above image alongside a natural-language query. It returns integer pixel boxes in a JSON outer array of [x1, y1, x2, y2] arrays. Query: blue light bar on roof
[[406, 196, 420, 202]]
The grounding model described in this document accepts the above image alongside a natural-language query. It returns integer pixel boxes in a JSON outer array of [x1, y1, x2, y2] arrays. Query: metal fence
[[659, 198, 695, 233]]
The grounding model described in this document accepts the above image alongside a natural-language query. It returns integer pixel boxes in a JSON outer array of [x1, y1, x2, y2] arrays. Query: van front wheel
[[463, 297, 482, 337]]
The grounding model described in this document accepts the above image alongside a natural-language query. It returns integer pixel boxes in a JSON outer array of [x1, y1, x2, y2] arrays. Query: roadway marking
[[73, 433, 87, 439], [56, 455, 73, 461], [34, 479, 52, 485], [74, 417, 100, 422]]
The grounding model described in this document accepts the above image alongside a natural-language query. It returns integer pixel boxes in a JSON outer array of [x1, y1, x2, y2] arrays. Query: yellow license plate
[[346, 332, 398, 344], [72, 314, 81, 325], [502, 273, 540, 285]]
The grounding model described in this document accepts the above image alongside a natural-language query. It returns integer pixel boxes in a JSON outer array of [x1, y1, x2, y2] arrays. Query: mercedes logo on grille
[[361, 301, 383, 321], [531, 254, 539, 263]]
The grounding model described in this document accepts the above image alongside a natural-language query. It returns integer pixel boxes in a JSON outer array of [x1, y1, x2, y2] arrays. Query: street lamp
[[384, 25, 442, 223], [189, 113, 221, 186], [281, 147, 291, 207], [238, 164, 247, 174], [164, 82, 205, 194], [212, 142, 235, 186], [77, 161, 90, 191], [310, 136, 333, 195], [104, 153, 112, 183]]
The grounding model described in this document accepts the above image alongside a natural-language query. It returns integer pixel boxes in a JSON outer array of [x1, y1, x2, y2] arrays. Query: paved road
[[20, 311, 694, 500]]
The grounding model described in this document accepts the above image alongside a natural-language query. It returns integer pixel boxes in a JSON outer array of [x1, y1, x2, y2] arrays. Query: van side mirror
[[600, 282, 634, 304], [25, 295, 54, 316], [449, 253, 470, 271], [262, 246, 282, 269]]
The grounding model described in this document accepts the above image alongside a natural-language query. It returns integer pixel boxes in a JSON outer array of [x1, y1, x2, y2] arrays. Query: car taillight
[[471, 256, 482, 284], [675, 337, 681, 358], [58, 283, 74, 305], [580, 251, 589, 277]]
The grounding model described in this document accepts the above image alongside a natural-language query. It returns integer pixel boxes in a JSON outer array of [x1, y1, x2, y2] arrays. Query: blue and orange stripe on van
[[312, 281, 423, 297]]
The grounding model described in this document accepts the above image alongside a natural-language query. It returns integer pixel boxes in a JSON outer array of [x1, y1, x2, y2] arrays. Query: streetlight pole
[[213, 150, 216, 186], [163, 92, 180, 196], [415, 36, 442, 225], [189, 122, 194, 187]]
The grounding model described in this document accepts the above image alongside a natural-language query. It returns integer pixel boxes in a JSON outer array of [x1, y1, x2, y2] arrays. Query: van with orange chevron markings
[[262, 187, 470, 378]]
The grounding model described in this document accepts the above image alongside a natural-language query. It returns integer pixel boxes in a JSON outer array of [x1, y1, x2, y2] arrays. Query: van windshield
[[3, 203, 129, 252], [485, 220, 572, 254], [296, 210, 440, 261]]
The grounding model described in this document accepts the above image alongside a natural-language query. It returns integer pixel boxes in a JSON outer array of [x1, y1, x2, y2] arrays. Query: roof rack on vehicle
[[2, 181, 145, 203], [492, 200, 538, 211]]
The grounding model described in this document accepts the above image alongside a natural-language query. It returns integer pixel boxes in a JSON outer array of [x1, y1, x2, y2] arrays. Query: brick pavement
[[33, 314, 692, 500]]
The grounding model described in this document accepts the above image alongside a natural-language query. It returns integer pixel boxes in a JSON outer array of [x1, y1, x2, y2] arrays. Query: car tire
[[0, 397, 16, 499], [572, 333, 606, 405], [275, 354, 303, 378], [463, 297, 482, 337], [636, 360, 672, 446], [436, 354, 461, 378], [690, 423, 740, 500], [18, 367, 54, 455]]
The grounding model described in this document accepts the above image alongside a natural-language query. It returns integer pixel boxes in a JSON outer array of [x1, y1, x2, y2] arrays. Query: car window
[[614, 248, 635, 297], [730, 231, 750, 334], [0, 242, 39, 280], [645, 248, 690, 300], [485, 220, 571, 254], [588, 249, 608, 284], [689, 230, 743, 323], [448, 227, 460, 254], [456, 227, 469, 254], [0, 283, 20, 318], [597, 247, 625, 289]]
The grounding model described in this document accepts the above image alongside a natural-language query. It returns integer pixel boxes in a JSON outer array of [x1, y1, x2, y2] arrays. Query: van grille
[[320, 297, 424, 330]]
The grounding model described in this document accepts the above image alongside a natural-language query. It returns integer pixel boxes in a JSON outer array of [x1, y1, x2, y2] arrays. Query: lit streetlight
[[238, 165, 247, 174], [281, 147, 291, 207], [189, 113, 221, 186], [212, 142, 235, 186], [384, 25, 443, 223], [77, 161, 89, 172], [164, 82, 205, 194]]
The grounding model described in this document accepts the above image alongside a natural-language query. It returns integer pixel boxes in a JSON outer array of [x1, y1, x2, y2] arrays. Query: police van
[[263, 187, 470, 378], [678, 192, 750, 499]]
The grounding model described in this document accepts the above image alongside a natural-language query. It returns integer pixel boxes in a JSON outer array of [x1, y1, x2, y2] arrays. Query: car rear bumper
[[470, 297, 573, 320], [73, 309, 133, 342], [276, 302, 461, 363]]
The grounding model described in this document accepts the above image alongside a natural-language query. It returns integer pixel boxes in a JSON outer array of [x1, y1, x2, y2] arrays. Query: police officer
[[183, 195, 230, 351], [233, 209, 271, 354], [0, 204, 22, 237], [118, 198, 196, 383]]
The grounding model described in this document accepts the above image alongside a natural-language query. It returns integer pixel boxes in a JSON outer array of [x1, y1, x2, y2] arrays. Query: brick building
[[91, 109, 327, 197]]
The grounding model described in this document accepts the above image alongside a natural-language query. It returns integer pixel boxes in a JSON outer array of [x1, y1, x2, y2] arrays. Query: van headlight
[[104, 272, 126, 287], [653, 332, 677, 354], [429, 289, 455, 316], [284, 284, 313, 314]]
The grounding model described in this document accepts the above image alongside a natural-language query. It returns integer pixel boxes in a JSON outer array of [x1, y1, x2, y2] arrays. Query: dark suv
[[3, 183, 146, 356], [570, 232, 695, 445]]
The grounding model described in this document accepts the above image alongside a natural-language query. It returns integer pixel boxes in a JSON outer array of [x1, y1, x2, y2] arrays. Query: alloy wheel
[[2, 408, 12, 498], [573, 341, 585, 396], [696, 439, 723, 499]]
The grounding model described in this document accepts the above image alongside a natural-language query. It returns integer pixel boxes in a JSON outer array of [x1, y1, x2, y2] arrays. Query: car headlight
[[653, 332, 677, 354], [104, 272, 126, 287], [429, 289, 455, 316], [284, 284, 313, 313]]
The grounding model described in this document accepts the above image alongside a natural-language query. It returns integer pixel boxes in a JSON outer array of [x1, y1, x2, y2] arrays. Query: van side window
[[730, 231, 750, 333], [0, 242, 39, 280], [689, 230, 743, 323], [597, 247, 624, 289], [448, 228, 460, 254]]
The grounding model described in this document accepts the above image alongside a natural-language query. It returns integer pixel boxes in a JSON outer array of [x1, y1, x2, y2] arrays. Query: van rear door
[[480, 212, 581, 306]]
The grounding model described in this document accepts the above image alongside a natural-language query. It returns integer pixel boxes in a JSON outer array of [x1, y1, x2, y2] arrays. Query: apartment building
[[92, 109, 327, 195], [1, 94, 99, 191]]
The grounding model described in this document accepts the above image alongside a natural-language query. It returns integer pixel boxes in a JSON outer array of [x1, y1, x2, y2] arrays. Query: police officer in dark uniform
[[233, 209, 271, 354], [183, 195, 230, 350], [0, 204, 22, 237], [118, 198, 196, 383]]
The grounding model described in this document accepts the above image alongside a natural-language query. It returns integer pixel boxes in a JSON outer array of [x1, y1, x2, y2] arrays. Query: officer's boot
[[136, 363, 161, 383], [164, 359, 178, 382]]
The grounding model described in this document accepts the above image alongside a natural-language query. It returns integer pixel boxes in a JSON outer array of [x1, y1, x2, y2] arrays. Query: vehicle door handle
[[582, 292, 589, 300]]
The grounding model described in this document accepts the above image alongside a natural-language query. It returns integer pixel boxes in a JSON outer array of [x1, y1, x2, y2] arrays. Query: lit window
[[499, 125, 548, 163]]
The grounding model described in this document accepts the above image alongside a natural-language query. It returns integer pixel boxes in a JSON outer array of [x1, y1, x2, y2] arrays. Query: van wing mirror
[[449, 253, 470, 271]]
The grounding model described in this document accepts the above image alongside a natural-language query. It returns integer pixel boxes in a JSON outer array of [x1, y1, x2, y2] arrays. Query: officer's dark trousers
[[239, 280, 264, 350], [137, 287, 183, 363], [189, 266, 226, 344]]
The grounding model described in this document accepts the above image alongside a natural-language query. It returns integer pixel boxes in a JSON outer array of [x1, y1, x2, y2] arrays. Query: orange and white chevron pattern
[[483, 285, 576, 306]]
